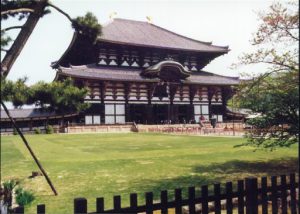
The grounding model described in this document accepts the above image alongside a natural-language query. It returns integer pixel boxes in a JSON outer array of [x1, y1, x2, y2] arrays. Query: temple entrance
[[129, 104, 147, 124], [177, 105, 190, 123], [153, 105, 169, 124], [128, 104, 193, 124]]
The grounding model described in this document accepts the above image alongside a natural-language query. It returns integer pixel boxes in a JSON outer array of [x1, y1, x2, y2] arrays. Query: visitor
[[210, 115, 217, 128], [199, 115, 205, 128]]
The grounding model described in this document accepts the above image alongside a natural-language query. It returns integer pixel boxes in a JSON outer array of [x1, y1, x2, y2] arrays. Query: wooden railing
[[12, 173, 298, 214]]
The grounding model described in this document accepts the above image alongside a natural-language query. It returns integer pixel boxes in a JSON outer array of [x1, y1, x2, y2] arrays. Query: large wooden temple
[[52, 18, 239, 125]]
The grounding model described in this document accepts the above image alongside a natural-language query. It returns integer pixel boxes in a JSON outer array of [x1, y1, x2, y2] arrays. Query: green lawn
[[1, 133, 298, 213]]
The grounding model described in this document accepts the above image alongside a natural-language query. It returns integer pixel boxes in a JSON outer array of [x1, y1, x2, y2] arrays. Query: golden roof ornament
[[146, 16, 152, 24], [109, 12, 117, 20]]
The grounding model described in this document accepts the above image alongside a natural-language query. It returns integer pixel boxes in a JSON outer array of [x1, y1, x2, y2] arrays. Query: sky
[[2, 0, 278, 85]]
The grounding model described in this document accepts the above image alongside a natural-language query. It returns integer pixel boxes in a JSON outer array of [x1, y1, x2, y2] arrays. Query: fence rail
[[13, 173, 298, 214]]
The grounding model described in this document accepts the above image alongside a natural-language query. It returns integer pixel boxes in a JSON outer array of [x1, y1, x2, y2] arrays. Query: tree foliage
[[235, 1, 299, 149], [72, 12, 102, 42], [1, 78, 90, 113]]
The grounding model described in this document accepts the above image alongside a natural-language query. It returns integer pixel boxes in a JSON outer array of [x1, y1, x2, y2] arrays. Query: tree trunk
[[1, 0, 48, 78]]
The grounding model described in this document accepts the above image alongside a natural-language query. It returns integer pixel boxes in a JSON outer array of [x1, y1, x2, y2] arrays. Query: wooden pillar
[[187, 104, 194, 123], [124, 83, 131, 123], [171, 104, 178, 124], [125, 104, 130, 122], [167, 104, 172, 123], [222, 86, 235, 121], [208, 86, 215, 119], [221, 87, 226, 120], [29, 119, 33, 131], [189, 85, 197, 105], [169, 84, 178, 124], [146, 104, 153, 124], [100, 82, 107, 124]]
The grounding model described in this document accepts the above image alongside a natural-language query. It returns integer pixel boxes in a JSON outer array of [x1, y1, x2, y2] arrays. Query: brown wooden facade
[[53, 18, 239, 125]]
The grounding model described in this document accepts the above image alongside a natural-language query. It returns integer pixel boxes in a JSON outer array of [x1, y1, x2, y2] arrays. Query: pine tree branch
[[1, 8, 34, 16], [2, 26, 23, 32], [46, 2, 74, 24]]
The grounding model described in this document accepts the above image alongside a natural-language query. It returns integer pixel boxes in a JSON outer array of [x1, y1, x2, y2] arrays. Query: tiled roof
[[1, 108, 76, 120], [99, 18, 229, 53], [56, 64, 239, 85]]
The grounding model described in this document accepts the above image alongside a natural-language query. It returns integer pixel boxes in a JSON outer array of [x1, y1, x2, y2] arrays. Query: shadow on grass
[[129, 157, 298, 201], [193, 157, 299, 176]]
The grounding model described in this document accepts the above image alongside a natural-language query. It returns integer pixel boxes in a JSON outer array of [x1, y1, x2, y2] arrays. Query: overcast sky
[[2, 0, 279, 85]]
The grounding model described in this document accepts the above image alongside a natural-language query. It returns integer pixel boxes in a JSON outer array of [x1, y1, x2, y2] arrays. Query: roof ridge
[[111, 18, 229, 50], [113, 18, 147, 24]]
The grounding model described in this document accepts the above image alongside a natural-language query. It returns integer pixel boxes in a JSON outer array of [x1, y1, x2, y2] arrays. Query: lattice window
[[105, 104, 125, 124], [99, 49, 107, 65]]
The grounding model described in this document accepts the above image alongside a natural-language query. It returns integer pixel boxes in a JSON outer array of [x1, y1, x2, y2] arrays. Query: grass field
[[1, 133, 298, 213]]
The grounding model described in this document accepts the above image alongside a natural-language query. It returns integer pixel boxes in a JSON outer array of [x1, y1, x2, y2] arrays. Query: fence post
[[74, 198, 87, 214], [96, 197, 104, 213], [245, 177, 258, 214], [37, 204, 45, 214], [188, 187, 196, 214], [261, 177, 268, 214], [226, 182, 233, 214], [289, 173, 297, 214], [175, 188, 182, 214], [14, 206, 24, 214], [280, 175, 287, 214], [201, 185, 208, 214], [160, 190, 168, 214], [145, 192, 153, 214], [113, 195, 121, 212], [214, 183, 221, 214], [271, 176, 278, 214], [130, 193, 138, 213], [237, 180, 244, 214]]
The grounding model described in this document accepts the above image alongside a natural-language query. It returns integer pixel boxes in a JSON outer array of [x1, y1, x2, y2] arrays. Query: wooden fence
[[13, 173, 298, 214]]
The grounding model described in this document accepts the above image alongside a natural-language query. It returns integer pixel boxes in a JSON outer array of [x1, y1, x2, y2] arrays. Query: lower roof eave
[[57, 73, 239, 86], [1, 113, 78, 122]]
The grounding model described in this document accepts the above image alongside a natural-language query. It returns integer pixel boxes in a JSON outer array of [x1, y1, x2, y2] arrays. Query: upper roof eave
[[97, 38, 229, 53], [98, 18, 230, 53], [51, 32, 78, 69]]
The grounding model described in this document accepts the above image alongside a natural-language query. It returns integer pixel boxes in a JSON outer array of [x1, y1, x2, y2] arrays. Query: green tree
[[235, 1, 299, 149], [1, 78, 89, 112]]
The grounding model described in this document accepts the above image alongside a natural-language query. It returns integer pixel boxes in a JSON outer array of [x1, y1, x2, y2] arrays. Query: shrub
[[45, 125, 54, 134], [13, 128, 18, 135], [1, 179, 20, 209], [34, 128, 41, 134], [15, 187, 35, 206]]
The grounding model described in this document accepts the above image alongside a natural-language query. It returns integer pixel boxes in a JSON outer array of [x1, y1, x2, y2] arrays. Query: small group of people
[[199, 114, 217, 128]]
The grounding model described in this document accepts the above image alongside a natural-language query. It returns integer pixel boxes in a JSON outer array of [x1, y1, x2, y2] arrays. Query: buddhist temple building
[[1, 18, 240, 133], [53, 18, 239, 125]]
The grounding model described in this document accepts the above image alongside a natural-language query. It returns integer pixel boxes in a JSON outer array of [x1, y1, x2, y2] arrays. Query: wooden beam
[[147, 83, 156, 104], [189, 85, 197, 104]]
